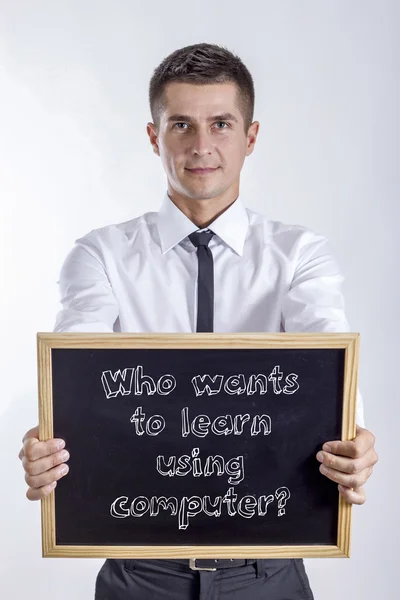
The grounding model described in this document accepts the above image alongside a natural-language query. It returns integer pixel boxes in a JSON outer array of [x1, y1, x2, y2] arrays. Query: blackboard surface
[[51, 346, 344, 547]]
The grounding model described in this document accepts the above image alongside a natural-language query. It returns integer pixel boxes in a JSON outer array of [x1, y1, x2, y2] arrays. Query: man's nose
[[191, 130, 214, 155]]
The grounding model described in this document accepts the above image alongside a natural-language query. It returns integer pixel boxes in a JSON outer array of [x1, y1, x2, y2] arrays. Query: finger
[[323, 428, 375, 459], [26, 481, 58, 501], [319, 463, 373, 488], [316, 447, 378, 475], [22, 426, 39, 444], [22, 448, 70, 476], [24, 460, 69, 490], [338, 485, 366, 505], [23, 436, 65, 462], [19, 426, 40, 460]]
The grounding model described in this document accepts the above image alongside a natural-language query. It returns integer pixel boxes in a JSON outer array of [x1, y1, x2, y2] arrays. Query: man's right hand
[[18, 426, 70, 500]]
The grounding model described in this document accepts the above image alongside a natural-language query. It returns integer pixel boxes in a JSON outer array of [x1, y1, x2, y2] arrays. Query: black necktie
[[188, 229, 215, 332]]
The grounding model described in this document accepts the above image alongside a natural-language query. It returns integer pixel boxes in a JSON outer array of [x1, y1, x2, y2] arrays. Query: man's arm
[[281, 229, 365, 426], [281, 229, 351, 334], [19, 233, 119, 500], [281, 229, 378, 504], [53, 233, 119, 333]]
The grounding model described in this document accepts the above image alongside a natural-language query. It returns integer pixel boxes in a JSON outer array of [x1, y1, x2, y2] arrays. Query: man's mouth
[[186, 167, 219, 174]]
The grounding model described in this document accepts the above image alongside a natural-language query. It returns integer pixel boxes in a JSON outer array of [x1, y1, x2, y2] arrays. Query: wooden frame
[[37, 332, 359, 559]]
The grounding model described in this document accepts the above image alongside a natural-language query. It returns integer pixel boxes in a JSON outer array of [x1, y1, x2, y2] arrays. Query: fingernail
[[323, 444, 331, 452], [56, 440, 65, 450], [60, 464, 69, 475], [60, 450, 69, 461], [320, 465, 328, 474], [316, 452, 324, 462]]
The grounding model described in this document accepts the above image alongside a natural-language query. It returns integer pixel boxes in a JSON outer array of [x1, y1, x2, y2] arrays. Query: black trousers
[[94, 558, 314, 599]]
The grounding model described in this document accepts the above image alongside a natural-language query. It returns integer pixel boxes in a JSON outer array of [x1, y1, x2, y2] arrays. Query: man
[[19, 43, 378, 599]]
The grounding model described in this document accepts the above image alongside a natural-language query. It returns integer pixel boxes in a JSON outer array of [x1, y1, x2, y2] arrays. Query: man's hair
[[149, 43, 255, 133]]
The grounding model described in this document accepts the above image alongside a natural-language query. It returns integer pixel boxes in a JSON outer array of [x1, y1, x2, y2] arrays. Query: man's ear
[[147, 122, 160, 156], [245, 121, 260, 157]]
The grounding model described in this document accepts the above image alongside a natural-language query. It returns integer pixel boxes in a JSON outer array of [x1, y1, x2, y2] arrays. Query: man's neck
[[167, 189, 239, 229]]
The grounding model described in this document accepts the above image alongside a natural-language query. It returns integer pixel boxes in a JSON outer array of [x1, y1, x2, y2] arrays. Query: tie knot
[[188, 229, 214, 248]]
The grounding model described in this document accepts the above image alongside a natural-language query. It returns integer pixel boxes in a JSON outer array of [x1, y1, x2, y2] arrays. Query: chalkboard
[[37, 333, 359, 558]]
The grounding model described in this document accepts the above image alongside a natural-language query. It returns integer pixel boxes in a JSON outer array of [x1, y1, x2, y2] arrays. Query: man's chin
[[174, 186, 217, 200]]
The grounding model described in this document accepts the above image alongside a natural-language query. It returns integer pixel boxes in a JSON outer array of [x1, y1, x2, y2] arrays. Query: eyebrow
[[167, 112, 238, 124]]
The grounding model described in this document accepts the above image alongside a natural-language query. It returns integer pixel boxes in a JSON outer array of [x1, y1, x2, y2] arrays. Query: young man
[[19, 43, 378, 599]]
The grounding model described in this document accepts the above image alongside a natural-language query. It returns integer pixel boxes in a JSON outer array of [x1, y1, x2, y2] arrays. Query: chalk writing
[[110, 486, 287, 529], [100, 364, 299, 531], [101, 366, 299, 399], [101, 366, 176, 399], [156, 448, 245, 485], [181, 407, 271, 437]]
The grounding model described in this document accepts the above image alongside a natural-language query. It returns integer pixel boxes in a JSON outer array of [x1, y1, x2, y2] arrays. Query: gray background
[[0, 1, 398, 598]]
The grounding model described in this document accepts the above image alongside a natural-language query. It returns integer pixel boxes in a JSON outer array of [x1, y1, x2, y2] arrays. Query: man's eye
[[173, 122, 229, 130]]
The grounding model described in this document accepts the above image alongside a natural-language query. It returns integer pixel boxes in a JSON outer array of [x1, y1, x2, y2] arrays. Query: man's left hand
[[316, 425, 378, 505]]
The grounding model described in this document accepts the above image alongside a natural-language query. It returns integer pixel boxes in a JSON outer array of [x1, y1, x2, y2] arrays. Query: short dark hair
[[149, 43, 255, 133]]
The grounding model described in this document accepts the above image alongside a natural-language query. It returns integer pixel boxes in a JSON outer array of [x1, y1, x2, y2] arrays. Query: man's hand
[[18, 425, 70, 500], [316, 425, 378, 505]]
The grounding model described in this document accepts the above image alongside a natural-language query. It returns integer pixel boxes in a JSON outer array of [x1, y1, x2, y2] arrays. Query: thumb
[[22, 425, 39, 444]]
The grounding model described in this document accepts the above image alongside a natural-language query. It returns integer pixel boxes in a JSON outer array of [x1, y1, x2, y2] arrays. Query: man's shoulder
[[245, 205, 328, 247], [73, 204, 330, 257], [74, 209, 158, 249]]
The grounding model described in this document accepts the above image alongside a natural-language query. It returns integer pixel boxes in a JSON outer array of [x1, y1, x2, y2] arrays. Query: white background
[[0, 1, 398, 598]]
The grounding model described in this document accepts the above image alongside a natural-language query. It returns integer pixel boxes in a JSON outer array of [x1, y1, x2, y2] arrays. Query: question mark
[[275, 487, 291, 517]]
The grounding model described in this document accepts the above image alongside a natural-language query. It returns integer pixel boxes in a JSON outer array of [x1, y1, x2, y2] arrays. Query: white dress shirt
[[54, 190, 365, 426]]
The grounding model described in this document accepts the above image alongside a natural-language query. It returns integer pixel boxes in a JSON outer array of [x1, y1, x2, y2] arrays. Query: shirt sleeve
[[281, 229, 365, 428], [53, 233, 119, 333]]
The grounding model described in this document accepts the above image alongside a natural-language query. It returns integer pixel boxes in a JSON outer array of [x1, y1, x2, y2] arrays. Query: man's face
[[147, 82, 259, 202]]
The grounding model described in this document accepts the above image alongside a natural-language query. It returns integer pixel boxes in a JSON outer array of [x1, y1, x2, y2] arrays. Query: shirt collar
[[157, 191, 249, 256]]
